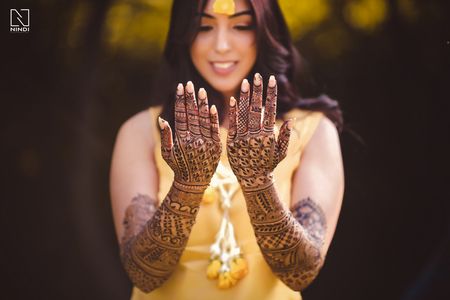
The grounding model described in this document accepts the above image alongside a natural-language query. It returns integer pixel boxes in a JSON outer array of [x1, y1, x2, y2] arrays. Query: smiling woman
[[190, 1, 257, 98], [109, 0, 344, 299]]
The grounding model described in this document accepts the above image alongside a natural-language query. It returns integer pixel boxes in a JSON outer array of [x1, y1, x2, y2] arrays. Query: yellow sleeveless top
[[130, 106, 323, 300]]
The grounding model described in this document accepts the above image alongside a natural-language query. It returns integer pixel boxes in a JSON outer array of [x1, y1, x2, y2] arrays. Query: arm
[[110, 82, 222, 293], [227, 74, 344, 291]]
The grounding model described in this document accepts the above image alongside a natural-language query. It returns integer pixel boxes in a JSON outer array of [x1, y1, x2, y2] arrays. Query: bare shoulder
[[116, 109, 155, 148], [110, 108, 159, 241], [304, 116, 341, 158]]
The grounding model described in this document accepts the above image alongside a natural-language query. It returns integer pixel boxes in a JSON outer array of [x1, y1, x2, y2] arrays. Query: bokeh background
[[2, 0, 450, 299]]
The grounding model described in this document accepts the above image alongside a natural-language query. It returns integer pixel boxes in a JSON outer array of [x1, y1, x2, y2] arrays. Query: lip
[[210, 61, 238, 76]]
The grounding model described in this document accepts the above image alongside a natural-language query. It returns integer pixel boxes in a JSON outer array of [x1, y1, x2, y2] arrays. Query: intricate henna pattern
[[160, 82, 222, 191], [121, 194, 158, 247], [228, 74, 325, 291], [121, 185, 204, 293], [227, 74, 292, 191], [120, 82, 222, 293], [244, 185, 325, 291], [291, 197, 327, 246]]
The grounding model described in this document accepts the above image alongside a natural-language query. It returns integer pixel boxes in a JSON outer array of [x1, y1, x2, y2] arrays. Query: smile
[[210, 61, 238, 75]]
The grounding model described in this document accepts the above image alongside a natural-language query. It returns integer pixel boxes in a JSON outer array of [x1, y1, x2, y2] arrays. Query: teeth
[[213, 62, 234, 69]]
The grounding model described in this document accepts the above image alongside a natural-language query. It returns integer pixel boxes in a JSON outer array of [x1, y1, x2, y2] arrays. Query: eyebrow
[[198, 10, 253, 19]]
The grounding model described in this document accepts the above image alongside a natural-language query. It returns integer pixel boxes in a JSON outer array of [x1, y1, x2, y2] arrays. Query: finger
[[277, 119, 293, 163], [174, 83, 188, 138], [185, 81, 201, 136], [198, 88, 211, 138], [228, 96, 237, 142], [249, 73, 263, 134], [237, 79, 250, 137], [210, 105, 220, 143], [263, 75, 277, 133], [158, 116, 173, 160]]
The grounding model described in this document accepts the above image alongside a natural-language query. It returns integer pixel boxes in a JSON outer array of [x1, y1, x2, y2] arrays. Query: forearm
[[120, 182, 204, 293], [243, 183, 324, 291]]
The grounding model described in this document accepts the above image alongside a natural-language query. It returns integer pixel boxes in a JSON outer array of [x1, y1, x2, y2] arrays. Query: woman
[[110, 0, 344, 299]]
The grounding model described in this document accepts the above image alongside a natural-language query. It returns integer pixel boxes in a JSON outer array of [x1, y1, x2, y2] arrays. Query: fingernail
[[186, 81, 194, 93], [269, 75, 276, 87], [210, 105, 217, 114], [177, 83, 183, 95], [230, 96, 236, 107], [158, 117, 165, 129], [254, 73, 261, 86], [198, 88, 206, 99], [241, 79, 249, 92]]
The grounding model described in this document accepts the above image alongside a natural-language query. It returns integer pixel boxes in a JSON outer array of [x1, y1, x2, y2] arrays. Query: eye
[[198, 25, 213, 32], [233, 24, 254, 31]]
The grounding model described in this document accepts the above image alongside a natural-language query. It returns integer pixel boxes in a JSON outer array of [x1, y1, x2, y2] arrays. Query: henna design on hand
[[120, 83, 222, 292], [245, 185, 325, 291], [159, 82, 222, 191], [121, 186, 204, 293], [227, 74, 325, 290], [227, 74, 293, 191]]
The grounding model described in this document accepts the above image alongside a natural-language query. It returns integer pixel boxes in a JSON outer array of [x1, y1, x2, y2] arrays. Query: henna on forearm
[[120, 184, 204, 293], [119, 82, 221, 293], [243, 185, 325, 291], [228, 74, 326, 290]]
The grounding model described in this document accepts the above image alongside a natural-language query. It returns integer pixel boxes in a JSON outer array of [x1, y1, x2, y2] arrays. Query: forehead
[[203, 0, 252, 15]]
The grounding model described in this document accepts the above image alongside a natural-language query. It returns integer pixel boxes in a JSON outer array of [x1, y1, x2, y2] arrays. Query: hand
[[227, 74, 293, 192], [159, 81, 222, 192]]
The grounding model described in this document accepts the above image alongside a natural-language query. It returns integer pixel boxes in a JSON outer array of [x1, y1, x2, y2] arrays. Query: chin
[[209, 79, 240, 97]]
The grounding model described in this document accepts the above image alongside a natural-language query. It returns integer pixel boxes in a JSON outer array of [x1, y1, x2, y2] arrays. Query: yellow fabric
[[130, 106, 323, 300]]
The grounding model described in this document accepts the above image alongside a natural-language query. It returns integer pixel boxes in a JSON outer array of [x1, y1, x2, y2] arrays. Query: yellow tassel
[[202, 186, 217, 204], [206, 259, 221, 279], [218, 271, 237, 289], [230, 257, 248, 280], [213, 0, 235, 16]]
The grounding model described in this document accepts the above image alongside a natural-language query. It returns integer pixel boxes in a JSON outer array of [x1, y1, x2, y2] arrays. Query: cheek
[[237, 34, 257, 60], [190, 36, 209, 65]]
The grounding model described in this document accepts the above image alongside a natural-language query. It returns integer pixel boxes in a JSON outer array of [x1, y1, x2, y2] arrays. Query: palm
[[227, 74, 292, 192], [159, 82, 222, 189]]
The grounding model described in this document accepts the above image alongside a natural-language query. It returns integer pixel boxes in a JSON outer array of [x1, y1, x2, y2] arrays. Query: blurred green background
[[2, 0, 450, 299]]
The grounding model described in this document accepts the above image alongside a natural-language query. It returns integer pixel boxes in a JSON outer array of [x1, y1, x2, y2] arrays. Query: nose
[[214, 27, 231, 54]]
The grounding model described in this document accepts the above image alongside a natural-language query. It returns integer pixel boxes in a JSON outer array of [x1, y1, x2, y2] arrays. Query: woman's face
[[190, 0, 257, 98]]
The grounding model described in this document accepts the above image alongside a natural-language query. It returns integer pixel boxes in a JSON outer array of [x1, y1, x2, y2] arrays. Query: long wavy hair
[[151, 0, 343, 131]]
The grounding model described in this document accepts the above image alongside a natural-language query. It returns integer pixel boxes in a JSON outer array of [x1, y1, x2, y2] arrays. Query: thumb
[[159, 116, 173, 160], [277, 118, 294, 163]]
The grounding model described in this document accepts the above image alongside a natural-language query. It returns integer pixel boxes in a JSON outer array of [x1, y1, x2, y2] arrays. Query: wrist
[[173, 180, 209, 194], [238, 174, 275, 193]]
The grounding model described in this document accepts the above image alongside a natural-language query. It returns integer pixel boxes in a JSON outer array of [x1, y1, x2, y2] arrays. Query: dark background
[[2, 0, 450, 299]]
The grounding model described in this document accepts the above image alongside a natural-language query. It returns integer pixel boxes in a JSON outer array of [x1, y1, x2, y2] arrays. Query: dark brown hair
[[151, 0, 343, 131]]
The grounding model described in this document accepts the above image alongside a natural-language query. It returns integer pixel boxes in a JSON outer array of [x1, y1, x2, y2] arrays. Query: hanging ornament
[[205, 161, 248, 288]]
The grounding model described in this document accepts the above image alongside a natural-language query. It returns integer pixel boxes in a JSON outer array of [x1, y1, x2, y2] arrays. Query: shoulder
[[115, 107, 159, 149], [303, 115, 342, 167], [309, 116, 340, 149], [282, 108, 326, 153]]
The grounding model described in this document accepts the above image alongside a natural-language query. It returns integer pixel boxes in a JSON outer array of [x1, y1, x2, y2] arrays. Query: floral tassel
[[205, 162, 248, 288]]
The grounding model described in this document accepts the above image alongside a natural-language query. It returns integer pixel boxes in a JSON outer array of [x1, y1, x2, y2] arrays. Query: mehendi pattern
[[121, 186, 203, 293], [244, 185, 325, 291], [227, 74, 325, 291], [227, 74, 292, 192], [161, 82, 222, 191], [291, 197, 327, 247], [120, 82, 222, 293]]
